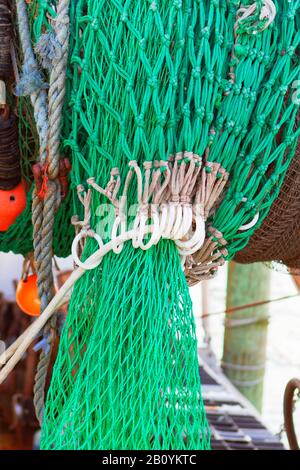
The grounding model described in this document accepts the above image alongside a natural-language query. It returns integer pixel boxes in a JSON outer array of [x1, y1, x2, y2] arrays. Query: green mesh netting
[[206, 0, 300, 260], [42, 237, 209, 450], [39, 0, 220, 450], [5, 0, 299, 262]]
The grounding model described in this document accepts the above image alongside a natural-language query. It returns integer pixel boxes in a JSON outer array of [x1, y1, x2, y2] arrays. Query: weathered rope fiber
[[14, 0, 70, 424], [33, 0, 70, 425]]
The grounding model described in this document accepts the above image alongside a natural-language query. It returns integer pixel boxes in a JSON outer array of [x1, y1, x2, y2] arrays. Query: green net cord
[[40, 0, 216, 450], [15, 0, 299, 449], [3, 1, 300, 264], [41, 239, 210, 450], [208, 0, 300, 259]]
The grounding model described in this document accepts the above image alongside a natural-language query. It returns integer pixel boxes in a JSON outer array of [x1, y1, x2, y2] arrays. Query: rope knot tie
[[72, 155, 228, 270], [235, 1, 276, 36], [35, 32, 63, 72]]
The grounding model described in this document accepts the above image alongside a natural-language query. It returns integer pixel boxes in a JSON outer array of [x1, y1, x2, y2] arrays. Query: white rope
[[0, 227, 154, 383], [71, 172, 207, 271], [0, 206, 207, 380], [0, 80, 6, 105], [71, 203, 206, 271], [75, 157, 218, 268], [71, 231, 104, 270], [239, 212, 260, 231], [235, 0, 276, 35], [0, 154, 229, 381]]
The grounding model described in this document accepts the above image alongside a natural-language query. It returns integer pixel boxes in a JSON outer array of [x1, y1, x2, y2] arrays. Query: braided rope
[[15, 0, 70, 424], [33, 182, 57, 424], [47, 0, 69, 179], [33, 0, 70, 425]]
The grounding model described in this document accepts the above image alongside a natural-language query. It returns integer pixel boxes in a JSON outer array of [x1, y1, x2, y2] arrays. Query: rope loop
[[71, 156, 229, 271], [72, 230, 104, 270]]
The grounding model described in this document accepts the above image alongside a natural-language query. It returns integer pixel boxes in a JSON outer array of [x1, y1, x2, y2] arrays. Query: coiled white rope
[[71, 202, 206, 270], [0, 155, 230, 382], [71, 157, 210, 271]]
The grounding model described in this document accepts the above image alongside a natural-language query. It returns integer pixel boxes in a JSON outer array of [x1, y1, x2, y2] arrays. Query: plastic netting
[[235, 136, 300, 269], [183, 1, 300, 283], [4, 1, 299, 264], [192, 0, 300, 265], [41, 237, 209, 450], [40, 0, 217, 450]]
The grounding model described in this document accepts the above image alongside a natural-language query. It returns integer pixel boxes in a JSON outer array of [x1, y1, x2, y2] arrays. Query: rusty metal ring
[[283, 377, 300, 450]]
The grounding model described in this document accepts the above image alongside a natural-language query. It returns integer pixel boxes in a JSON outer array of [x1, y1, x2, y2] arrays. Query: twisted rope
[[34, 0, 70, 425], [48, 0, 70, 179], [33, 181, 58, 424], [15, 0, 70, 424]]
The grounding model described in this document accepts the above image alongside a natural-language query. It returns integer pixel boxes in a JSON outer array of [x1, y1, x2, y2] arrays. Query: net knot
[[72, 156, 228, 271]]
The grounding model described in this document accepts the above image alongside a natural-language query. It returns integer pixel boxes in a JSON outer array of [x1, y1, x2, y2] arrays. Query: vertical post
[[222, 261, 271, 411], [201, 280, 211, 347]]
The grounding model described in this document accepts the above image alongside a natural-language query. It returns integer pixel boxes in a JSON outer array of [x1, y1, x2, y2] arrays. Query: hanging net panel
[[39, 0, 220, 450], [35, 0, 299, 451], [185, 0, 300, 283], [42, 237, 209, 450]]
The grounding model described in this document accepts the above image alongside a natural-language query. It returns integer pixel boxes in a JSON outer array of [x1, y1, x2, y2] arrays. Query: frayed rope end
[[15, 64, 48, 97], [35, 32, 63, 72]]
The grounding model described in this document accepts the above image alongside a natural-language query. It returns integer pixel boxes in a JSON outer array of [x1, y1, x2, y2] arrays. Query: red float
[[16, 273, 40, 317], [0, 181, 27, 231]]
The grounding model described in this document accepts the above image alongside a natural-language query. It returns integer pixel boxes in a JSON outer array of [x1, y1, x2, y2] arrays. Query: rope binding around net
[[71, 154, 228, 271]]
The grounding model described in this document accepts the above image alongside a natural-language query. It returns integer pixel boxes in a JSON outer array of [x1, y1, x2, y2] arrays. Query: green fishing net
[[42, 237, 209, 449], [203, 0, 300, 261], [40, 0, 221, 450], [5, 0, 300, 451]]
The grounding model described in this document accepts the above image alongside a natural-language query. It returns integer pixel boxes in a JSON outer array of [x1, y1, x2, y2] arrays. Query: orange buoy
[[16, 273, 40, 317], [0, 181, 26, 231]]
